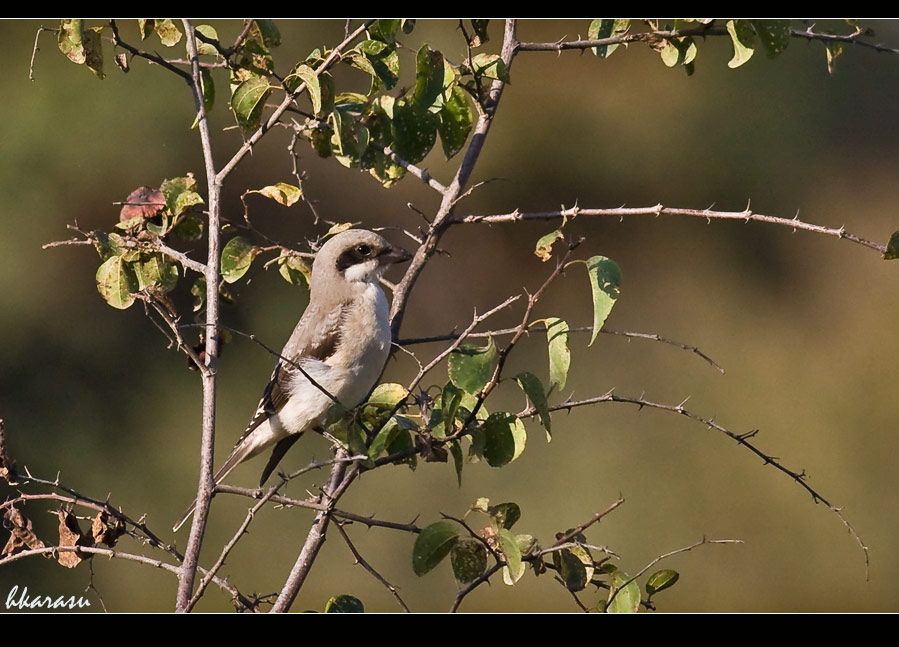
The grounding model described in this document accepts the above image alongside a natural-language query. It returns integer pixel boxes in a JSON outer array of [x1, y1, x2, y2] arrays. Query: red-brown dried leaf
[[91, 511, 125, 548], [2, 505, 45, 557], [57, 510, 91, 568], [119, 186, 165, 222]]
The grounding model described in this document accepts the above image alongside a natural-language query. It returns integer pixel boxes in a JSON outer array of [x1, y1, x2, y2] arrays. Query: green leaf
[[367, 418, 401, 461], [247, 182, 302, 207], [194, 25, 219, 56], [254, 20, 281, 48], [545, 317, 571, 390], [470, 53, 509, 82], [366, 383, 409, 410], [286, 64, 322, 114], [449, 439, 464, 486], [646, 569, 680, 596], [440, 382, 464, 439], [554, 548, 588, 592], [357, 40, 400, 90], [173, 190, 204, 218], [499, 528, 524, 585], [751, 20, 790, 58], [534, 230, 563, 262], [231, 76, 271, 132], [387, 426, 416, 469], [588, 19, 630, 58], [450, 538, 487, 584], [412, 45, 446, 110], [277, 251, 311, 287], [57, 20, 104, 78], [369, 19, 401, 43], [191, 276, 206, 312], [515, 372, 551, 441], [171, 213, 204, 242], [200, 68, 215, 114], [392, 100, 438, 164], [154, 19, 182, 47], [132, 253, 178, 292], [489, 502, 521, 530], [607, 572, 641, 613], [412, 521, 461, 575], [437, 86, 473, 160], [448, 337, 497, 395], [96, 255, 138, 309], [329, 107, 371, 167], [324, 594, 364, 613], [221, 236, 260, 283], [586, 256, 622, 345], [159, 175, 198, 213], [726, 19, 755, 68], [482, 413, 527, 467], [884, 231, 899, 260], [93, 231, 126, 261], [516, 534, 537, 556]]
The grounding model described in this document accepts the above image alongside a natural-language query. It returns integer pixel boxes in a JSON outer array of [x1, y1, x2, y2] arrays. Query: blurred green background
[[2, 19, 898, 612]]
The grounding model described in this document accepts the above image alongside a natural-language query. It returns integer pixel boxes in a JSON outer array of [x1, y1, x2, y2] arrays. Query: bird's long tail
[[171, 435, 262, 533]]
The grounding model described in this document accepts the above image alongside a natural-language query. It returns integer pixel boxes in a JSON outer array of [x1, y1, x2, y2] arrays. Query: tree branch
[[526, 390, 870, 578], [455, 204, 888, 255], [334, 521, 411, 612], [389, 19, 520, 337], [175, 19, 222, 612], [108, 20, 191, 81]]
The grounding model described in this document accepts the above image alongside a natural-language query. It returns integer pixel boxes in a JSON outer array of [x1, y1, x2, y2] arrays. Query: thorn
[[676, 395, 691, 411]]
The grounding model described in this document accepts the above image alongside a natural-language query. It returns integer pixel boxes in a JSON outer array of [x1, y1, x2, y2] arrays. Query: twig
[[455, 203, 887, 255], [450, 562, 504, 612], [0, 545, 254, 610], [550, 497, 626, 549], [176, 19, 222, 613], [605, 536, 743, 610], [334, 521, 411, 612], [108, 20, 191, 81], [400, 324, 724, 374], [28, 26, 53, 81], [384, 146, 448, 194], [526, 390, 870, 578]]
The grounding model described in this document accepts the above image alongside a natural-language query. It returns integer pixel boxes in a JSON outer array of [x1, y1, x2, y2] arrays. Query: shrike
[[173, 229, 411, 532]]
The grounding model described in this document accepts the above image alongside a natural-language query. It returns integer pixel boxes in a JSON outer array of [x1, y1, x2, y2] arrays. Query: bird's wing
[[233, 301, 348, 448]]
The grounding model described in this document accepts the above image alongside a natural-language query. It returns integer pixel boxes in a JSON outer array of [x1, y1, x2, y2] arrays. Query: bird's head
[[313, 229, 412, 286]]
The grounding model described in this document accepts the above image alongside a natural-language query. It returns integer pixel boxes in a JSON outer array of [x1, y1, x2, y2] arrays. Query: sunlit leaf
[[96, 255, 138, 309], [132, 253, 178, 292], [247, 182, 302, 207], [231, 76, 271, 132], [470, 53, 509, 82], [586, 256, 622, 345], [726, 19, 755, 68], [588, 19, 630, 58], [534, 230, 563, 262], [221, 236, 259, 283], [646, 569, 680, 596], [448, 337, 497, 395], [277, 251, 311, 287], [369, 19, 401, 43], [499, 528, 524, 585], [607, 572, 641, 613], [412, 45, 445, 110], [154, 19, 182, 47], [194, 24, 219, 56], [286, 64, 322, 114], [554, 548, 588, 591], [392, 99, 438, 164], [545, 317, 570, 390]]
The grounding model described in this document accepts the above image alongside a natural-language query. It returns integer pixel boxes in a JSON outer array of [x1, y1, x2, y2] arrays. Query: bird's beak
[[379, 245, 413, 265]]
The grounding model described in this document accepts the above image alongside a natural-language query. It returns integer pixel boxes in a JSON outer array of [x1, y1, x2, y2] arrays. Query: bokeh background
[[2, 19, 898, 612]]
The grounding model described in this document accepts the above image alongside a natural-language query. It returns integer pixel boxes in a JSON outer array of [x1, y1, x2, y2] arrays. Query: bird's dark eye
[[355, 244, 372, 256]]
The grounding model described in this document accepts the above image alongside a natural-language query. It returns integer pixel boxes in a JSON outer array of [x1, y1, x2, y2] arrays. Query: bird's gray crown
[[311, 229, 411, 289]]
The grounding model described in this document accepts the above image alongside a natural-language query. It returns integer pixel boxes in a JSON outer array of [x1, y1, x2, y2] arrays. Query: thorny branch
[[456, 204, 889, 255], [334, 521, 411, 612], [525, 389, 870, 578]]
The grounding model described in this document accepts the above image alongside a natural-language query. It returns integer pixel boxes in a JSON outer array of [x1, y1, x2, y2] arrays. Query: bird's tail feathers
[[171, 432, 266, 532]]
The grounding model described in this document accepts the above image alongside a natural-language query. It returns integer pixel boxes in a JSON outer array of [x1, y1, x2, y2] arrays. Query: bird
[[173, 229, 412, 532]]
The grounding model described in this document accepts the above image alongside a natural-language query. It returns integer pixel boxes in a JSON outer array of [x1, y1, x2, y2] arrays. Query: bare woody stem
[[175, 19, 222, 613], [455, 204, 888, 255]]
